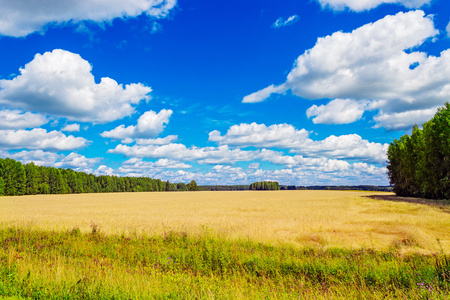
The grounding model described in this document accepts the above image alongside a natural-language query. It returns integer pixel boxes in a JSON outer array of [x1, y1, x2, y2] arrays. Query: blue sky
[[0, 0, 449, 186]]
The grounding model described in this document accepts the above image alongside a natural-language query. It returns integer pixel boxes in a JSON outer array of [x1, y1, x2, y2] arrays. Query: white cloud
[[272, 15, 299, 28], [242, 84, 286, 103], [7, 150, 61, 166], [316, 0, 430, 12], [154, 159, 191, 169], [0, 0, 177, 37], [109, 143, 259, 165], [0, 109, 47, 129], [0, 49, 152, 123], [121, 138, 135, 144], [54, 152, 99, 172], [209, 123, 387, 163], [102, 136, 389, 185], [2, 147, 387, 186], [62, 123, 80, 132], [3, 150, 98, 173], [108, 133, 386, 167], [248, 162, 260, 169], [136, 135, 178, 145], [243, 11, 450, 130], [0, 128, 89, 151], [209, 123, 310, 149], [134, 162, 388, 186], [101, 109, 172, 140], [293, 134, 388, 162], [306, 99, 367, 124], [372, 106, 438, 130], [118, 158, 191, 176], [95, 165, 117, 176]]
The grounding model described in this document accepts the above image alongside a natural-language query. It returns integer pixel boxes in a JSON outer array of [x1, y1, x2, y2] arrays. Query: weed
[[435, 239, 450, 286], [0, 226, 449, 299], [90, 222, 100, 235]]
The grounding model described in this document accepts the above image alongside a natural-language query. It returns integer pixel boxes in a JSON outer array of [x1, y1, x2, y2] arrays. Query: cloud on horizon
[[209, 122, 388, 163]]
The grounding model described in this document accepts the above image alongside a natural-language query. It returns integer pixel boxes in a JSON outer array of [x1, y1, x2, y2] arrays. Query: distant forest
[[387, 103, 450, 200], [199, 185, 392, 192], [0, 157, 393, 197], [0, 157, 198, 196]]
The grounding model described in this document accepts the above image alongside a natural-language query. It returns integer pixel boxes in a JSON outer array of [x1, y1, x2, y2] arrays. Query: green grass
[[1, 226, 449, 299]]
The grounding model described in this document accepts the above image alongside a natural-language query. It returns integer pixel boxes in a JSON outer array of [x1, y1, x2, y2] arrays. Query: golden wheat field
[[1, 190, 449, 253]]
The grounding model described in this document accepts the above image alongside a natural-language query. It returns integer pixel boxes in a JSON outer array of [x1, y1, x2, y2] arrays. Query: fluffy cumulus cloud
[[102, 120, 390, 184], [316, 0, 430, 11], [102, 151, 387, 185], [108, 136, 386, 170], [243, 11, 450, 130], [248, 162, 260, 169], [2, 150, 98, 173], [101, 109, 172, 141], [136, 135, 178, 145], [209, 123, 387, 163], [0, 129, 89, 151], [306, 99, 367, 124], [62, 124, 81, 132], [0, 109, 48, 129], [6, 150, 61, 166], [0, 49, 152, 123], [54, 152, 99, 171], [109, 143, 259, 165], [293, 134, 388, 162], [272, 15, 299, 28], [128, 162, 388, 186], [118, 157, 191, 176], [209, 123, 309, 149], [95, 165, 117, 176], [372, 106, 438, 130], [0, 0, 177, 37]]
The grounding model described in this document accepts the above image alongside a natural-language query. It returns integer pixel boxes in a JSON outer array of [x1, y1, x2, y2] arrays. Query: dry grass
[[1, 190, 449, 253]]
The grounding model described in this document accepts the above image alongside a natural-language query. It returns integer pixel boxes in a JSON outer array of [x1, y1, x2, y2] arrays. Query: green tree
[[48, 168, 68, 194], [187, 180, 198, 191], [25, 163, 39, 195], [37, 166, 50, 194], [177, 183, 187, 191], [64, 169, 84, 194], [249, 181, 280, 191], [387, 102, 450, 199], [0, 159, 26, 196], [0, 177, 4, 196]]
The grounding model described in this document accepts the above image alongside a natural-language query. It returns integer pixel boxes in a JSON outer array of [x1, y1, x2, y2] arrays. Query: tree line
[[387, 103, 450, 200], [249, 181, 280, 190], [199, 184, 391, 192], [199, 185, 249, 191], [0, 157, 198, 196], [284, 185, 392, 192]]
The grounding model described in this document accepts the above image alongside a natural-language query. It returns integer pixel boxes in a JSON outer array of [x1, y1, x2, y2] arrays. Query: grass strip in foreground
[[1, 226, 449, 299]]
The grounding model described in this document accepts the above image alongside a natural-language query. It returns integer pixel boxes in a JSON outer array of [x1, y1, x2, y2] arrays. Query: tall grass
[[1, 226, 449, 299]]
